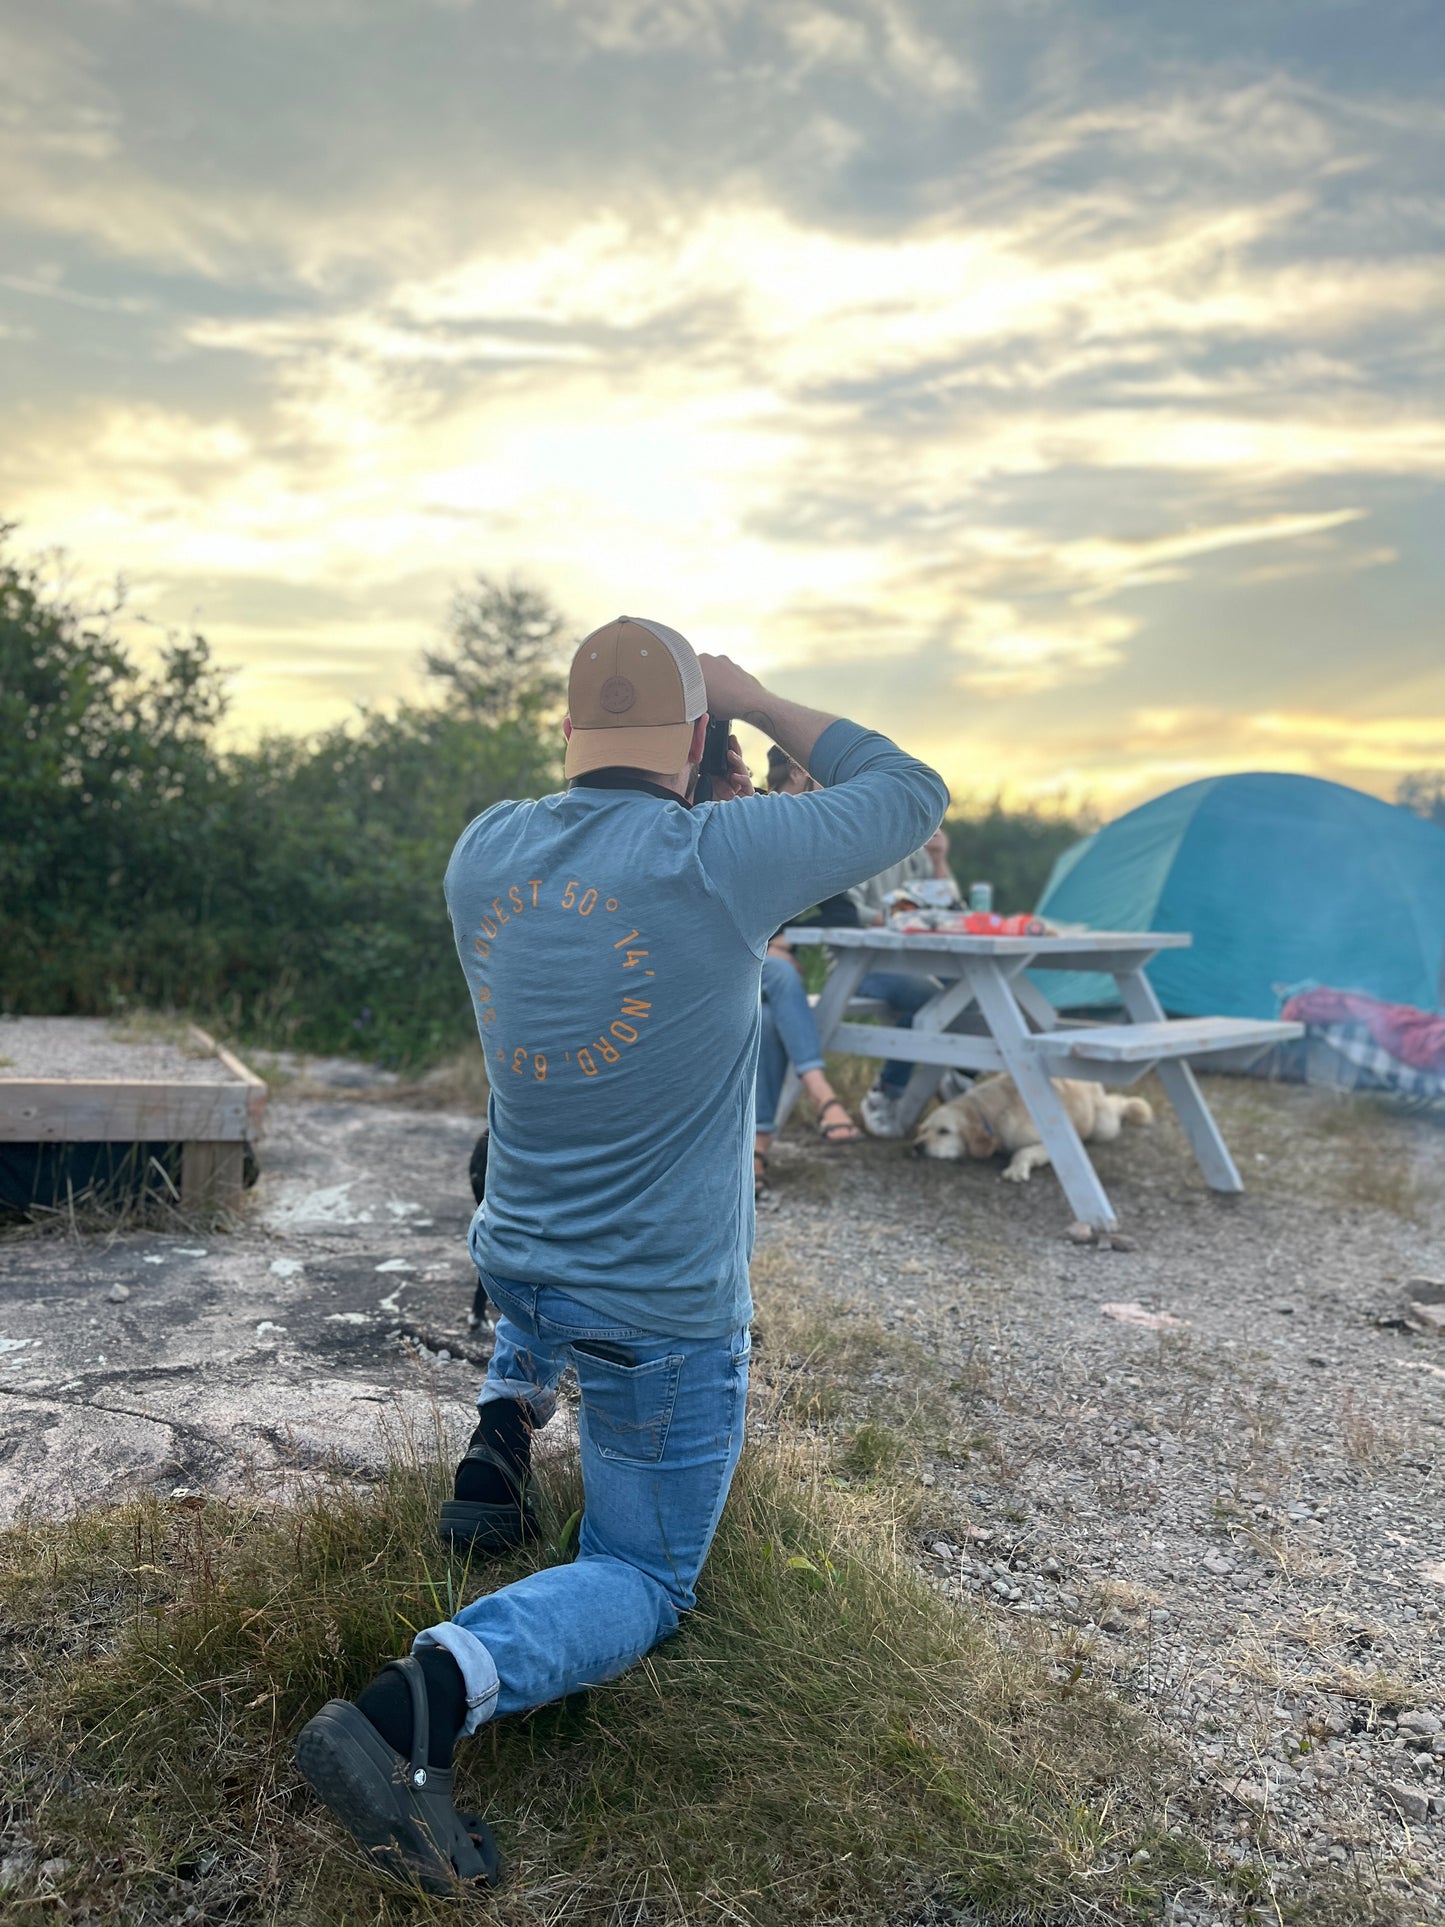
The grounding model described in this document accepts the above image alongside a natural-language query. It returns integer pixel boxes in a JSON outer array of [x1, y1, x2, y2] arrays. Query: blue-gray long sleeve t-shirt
[[445, 718, 948, 1336]]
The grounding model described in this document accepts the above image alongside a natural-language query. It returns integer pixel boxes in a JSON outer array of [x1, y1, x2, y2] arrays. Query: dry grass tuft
[[1206, 1079, 1445, 1225], [821, 1048, 885, 1115], [0, 1149, 234, 1245], [1340, 1390, 1407, 1468], [104, 1011, 218, 1056], [367, 1051, 493, 1115], [250, 1049, 492, 1114]]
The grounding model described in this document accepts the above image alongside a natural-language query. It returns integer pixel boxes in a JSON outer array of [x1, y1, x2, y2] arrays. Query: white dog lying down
[[913, 1074, 1154, 1182]]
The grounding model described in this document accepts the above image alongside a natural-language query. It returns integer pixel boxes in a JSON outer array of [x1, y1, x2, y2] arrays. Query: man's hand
[[925, 825, 951, 879], [695, 654, 839, 775], [704, 733, 755, 804], [697, 654, 767, 723]]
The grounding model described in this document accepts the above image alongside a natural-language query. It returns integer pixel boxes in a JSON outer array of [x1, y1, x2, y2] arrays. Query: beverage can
[[968, 881, 993, 912]]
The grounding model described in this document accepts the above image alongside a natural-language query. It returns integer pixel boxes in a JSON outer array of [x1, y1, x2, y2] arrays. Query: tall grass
[[2, 1417, 1209, 1926]]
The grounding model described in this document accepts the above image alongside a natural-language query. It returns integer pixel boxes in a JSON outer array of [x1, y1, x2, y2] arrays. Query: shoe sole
[[438, 1499, 539, 1551], [295, 1701, 454, 1894]]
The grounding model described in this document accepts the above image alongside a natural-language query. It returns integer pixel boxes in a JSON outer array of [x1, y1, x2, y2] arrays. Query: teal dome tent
[[1035, 773, 1445, 1018]]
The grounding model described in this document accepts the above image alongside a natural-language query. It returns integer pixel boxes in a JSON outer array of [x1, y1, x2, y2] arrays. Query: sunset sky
[[2, 0, 1442, 811]]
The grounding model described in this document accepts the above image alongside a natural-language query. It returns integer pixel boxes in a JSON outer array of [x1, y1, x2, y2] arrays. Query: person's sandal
[[295, 1655, 503, 1894], [754, 1149, 771, 1201], [439, 1439, 540, 1552], [816, 1098, 864, 1145]]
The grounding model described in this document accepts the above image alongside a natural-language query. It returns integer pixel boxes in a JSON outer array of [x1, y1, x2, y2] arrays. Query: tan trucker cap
[[564, 615, 707, 779]]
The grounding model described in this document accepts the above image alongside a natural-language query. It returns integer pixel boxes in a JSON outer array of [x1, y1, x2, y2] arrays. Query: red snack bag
[[958, 912, 1049, 936]]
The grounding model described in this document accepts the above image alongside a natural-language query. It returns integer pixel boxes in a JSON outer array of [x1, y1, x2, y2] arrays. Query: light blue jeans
[[856, 969, 941, 1095], [756, 953, 826, 1134], [415, 1274, 750, 1733]]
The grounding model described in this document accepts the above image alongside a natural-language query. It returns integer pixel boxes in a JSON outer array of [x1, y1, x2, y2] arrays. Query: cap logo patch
[[599, 676, 636, 714]]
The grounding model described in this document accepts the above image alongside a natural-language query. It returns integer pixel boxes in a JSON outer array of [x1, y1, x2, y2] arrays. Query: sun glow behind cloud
[[0, 1, 1442, 809]]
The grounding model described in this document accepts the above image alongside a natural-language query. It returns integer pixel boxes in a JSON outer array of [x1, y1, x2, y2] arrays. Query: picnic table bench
[[776, 926, 1302, 1230]]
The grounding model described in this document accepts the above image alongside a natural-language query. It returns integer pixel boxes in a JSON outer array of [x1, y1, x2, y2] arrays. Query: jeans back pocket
[[572, 1344, 683, 1465]]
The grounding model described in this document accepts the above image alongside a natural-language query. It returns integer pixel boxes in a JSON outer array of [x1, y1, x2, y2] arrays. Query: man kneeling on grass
[[296, 618, 947, 1890]]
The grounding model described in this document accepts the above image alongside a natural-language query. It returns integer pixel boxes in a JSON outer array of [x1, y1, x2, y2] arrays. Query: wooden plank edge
[[189, 1024, 266, 1086], [190, 1024, 269, 1136]]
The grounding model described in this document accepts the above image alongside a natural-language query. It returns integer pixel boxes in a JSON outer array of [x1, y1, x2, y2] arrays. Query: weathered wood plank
[[0, 1081, 251, 1143], [191, 1026, 268, 1135], [829, 1022, 1007, 1071], [1029, 1017, 1301, 1064], [181, 1139, 247, 1211]]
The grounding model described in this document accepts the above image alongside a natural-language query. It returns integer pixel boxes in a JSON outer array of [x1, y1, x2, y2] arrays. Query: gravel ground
[[760, 1069, 1445, 1922], [3, 1059, 1442, 1920]]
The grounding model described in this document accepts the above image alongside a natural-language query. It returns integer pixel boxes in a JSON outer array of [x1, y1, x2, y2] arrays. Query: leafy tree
[[0, 531, 229, 1013], [423, 573, 569, 727], [1398, 769, 1445, 829]]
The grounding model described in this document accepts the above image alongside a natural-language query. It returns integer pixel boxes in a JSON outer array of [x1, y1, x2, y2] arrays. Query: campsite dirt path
[[2, 1063, 1442, 1921]]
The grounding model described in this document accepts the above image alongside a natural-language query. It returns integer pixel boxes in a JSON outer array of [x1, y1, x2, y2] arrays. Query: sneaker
[[860, 1084, 906, 1139], [938, 1070, 974, 1103]]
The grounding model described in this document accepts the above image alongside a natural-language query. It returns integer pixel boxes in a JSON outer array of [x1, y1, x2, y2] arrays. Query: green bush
[[944, 800, 1093, 916], [0, 540, 565, 1065]]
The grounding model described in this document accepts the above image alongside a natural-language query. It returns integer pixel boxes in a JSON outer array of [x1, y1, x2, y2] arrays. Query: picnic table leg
[[1012, 975, 1061, 1032], [894, 976, 984, 1132], [965, 960, 1119, 1231], [1114, 970, 1243, 1194], [772, 951, 869, 1135]]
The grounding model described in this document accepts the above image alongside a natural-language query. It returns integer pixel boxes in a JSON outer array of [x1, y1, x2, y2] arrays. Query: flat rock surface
[[0, 1097, 494, 1517]]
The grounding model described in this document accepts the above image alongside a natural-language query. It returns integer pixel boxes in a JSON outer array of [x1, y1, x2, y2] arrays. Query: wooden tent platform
[[0, 1019, 267, 1212]]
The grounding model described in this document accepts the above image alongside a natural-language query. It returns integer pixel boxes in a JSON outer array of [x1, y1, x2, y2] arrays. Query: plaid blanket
[[1281, 987, 1445, 1073], [1310, 1021, 1445, 1101]]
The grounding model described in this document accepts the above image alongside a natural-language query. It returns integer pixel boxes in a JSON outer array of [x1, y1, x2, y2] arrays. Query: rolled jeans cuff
[[413, 1622, 500, 1735]]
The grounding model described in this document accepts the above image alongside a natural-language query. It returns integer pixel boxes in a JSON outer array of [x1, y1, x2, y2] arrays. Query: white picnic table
[[776, 926, 1303, 1230]]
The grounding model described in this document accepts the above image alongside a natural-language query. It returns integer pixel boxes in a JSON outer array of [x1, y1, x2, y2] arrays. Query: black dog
[[468, 1125, 489, 1207], [468, 1126, 490, 1328]]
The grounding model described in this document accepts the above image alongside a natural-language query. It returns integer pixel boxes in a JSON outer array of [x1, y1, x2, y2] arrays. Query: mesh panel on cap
[[623, 617, 707, 721]]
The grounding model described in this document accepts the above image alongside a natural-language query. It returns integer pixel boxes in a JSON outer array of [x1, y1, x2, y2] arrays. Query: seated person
[[765, 742, 813, 797], [755, 941, 861, 1196], [754, 748, 863, 1196], [848, 827, 961, 1138]]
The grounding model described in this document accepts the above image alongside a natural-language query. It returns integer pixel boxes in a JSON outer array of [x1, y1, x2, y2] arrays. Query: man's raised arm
[[697, 655, 840, 774], [696, 655, 950, 951]]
